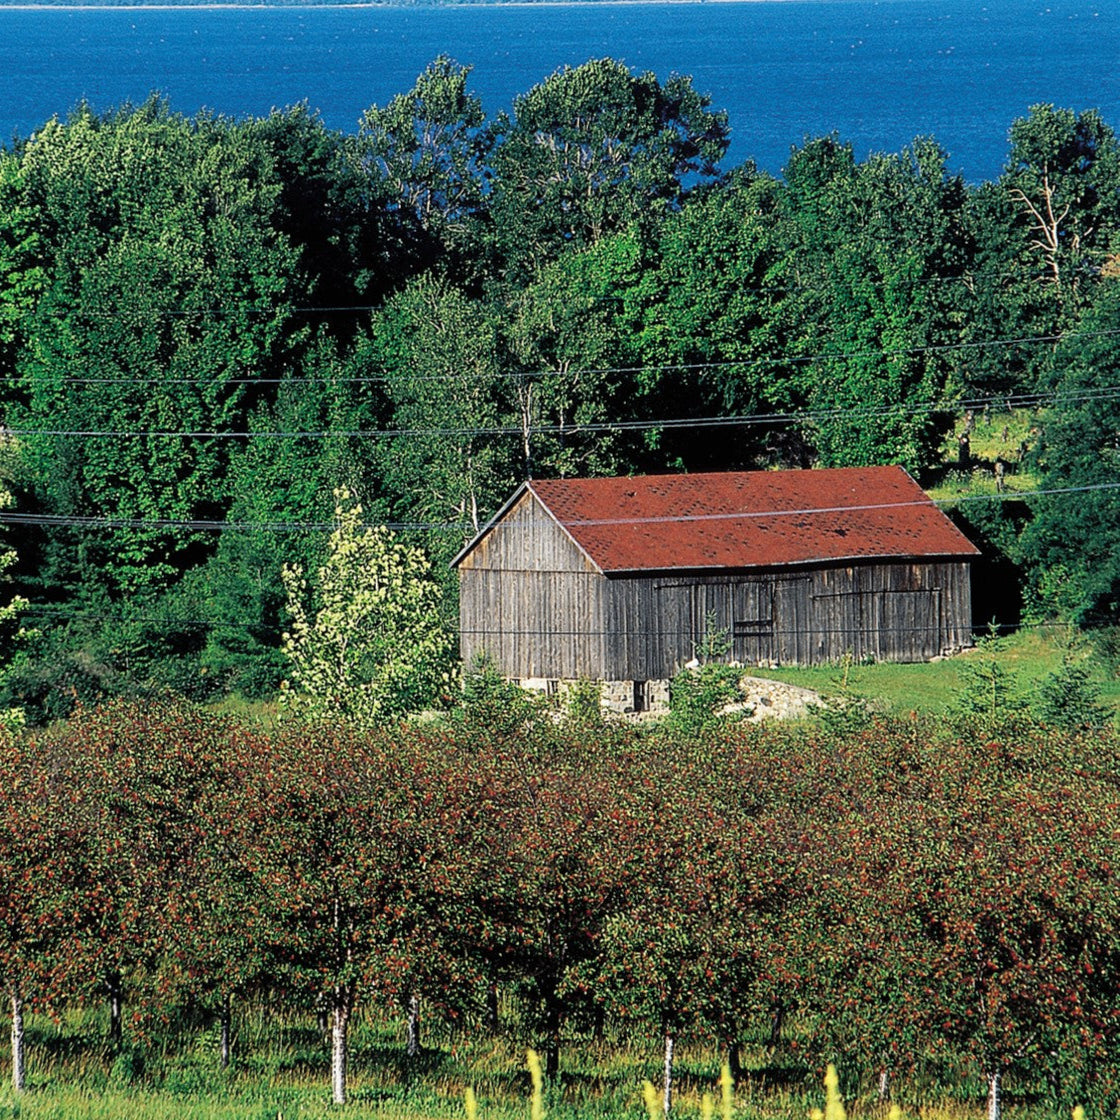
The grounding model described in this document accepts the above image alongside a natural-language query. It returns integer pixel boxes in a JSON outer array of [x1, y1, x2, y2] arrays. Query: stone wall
[[518, 674, 819, 720], [734, 675, 822, 721], [519, 677, 671, 714]]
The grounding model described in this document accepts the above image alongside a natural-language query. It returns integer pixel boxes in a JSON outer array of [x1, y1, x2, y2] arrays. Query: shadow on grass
[[28, 1025, 107, 1062], [735, 1060, 815, 1095]]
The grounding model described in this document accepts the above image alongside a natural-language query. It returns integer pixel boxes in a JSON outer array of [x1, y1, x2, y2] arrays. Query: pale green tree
[[280, 488, 455, 726], [0, 480, 30, 733]]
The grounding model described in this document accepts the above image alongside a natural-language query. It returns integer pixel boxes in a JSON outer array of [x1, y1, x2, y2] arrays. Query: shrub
[[1037, 648, 1110, 730]]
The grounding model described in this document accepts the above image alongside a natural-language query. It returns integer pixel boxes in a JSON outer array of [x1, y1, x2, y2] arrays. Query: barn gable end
[[457, 486, 609, 679]]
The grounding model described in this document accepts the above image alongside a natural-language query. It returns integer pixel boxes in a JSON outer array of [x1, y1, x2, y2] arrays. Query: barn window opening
[[634, 680, 648, 713]]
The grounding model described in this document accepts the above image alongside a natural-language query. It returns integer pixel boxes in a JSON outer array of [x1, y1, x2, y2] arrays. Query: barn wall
[[604, 560, 972, 678], [458, 491, 607, 678]]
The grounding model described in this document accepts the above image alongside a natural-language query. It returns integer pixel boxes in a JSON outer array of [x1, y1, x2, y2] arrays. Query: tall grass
[[0, 1014, 1087, 1120]]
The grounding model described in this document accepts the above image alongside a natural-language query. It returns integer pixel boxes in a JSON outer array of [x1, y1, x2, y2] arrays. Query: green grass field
[[0, 1008, 1077, 1120], [748, 626, 1120, 719]]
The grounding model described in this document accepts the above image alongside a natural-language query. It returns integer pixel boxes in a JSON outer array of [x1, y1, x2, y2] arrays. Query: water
[[2, 0, 1119, 182]]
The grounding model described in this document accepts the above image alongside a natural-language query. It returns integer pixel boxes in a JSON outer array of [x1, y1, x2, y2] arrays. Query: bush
[[562, 678, 604, 728], [668, 662, 744, 732], [455, 653, 539, 736], [1037, 648, 1111, 730]]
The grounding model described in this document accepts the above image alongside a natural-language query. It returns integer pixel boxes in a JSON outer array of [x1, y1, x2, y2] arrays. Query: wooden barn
[[452, 467, 979, 706]]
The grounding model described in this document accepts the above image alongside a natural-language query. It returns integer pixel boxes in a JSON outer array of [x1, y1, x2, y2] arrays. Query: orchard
[[1, 701, 1118, 1118]]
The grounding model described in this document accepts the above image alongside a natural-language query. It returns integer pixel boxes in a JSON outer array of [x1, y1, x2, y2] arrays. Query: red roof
[[517, 467, 978, 574]]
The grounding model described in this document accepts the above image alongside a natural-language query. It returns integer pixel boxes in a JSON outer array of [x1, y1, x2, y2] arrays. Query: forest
[[1, 57, 1120, 720]]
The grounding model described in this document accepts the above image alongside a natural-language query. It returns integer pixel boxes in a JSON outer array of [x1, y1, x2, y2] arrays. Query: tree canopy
[[0, 66, 1118, 710]]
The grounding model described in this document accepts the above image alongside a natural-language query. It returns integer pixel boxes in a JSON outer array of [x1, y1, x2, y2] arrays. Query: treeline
[[2, 702, 1119, 1114], [1, 62, 1120, 716]]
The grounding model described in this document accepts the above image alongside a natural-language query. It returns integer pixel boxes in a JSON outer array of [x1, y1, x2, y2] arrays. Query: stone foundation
[[735, 675, 822, 720], [518, 677, 671, 714], [518, 673, 821, 721]]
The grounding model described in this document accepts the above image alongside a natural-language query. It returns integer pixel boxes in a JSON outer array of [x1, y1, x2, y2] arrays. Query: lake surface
[[2, 0, 1119, 182]]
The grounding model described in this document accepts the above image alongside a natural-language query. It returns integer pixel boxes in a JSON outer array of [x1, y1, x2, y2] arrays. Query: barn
[[452, 466, 979, 710]]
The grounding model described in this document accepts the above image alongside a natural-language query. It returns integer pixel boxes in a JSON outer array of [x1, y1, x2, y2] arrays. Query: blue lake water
[[2, 0, 1119, 182]]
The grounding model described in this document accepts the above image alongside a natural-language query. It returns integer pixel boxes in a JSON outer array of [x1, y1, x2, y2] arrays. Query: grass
[[0, 1021, 745, 1120], [926, 409, 1042, 505], [207, 694, 281, 728], [0, 1007, 1094, 1120], [934, 408, 1040, 472], [746, 626, 1120, 719]]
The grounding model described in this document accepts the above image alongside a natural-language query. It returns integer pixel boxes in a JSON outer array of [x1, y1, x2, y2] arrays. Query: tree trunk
[[544, 994, 560, 1080], [987, 1069, 1001, 1120], [10, 985, 25, 1094], [331, 984, 353, 1106], [518, 384, 535, 477], [725, 1039, 742, 1083], [106, 971, 122, 1047], [877, 1066, 890, 1101], [767, 1001, 785, 1048], [662, 1030, 675, 1119], [219, 991, 232, 1071], [406, 993, 421, 1059], [593, 997, 606, 1041], [485, 980, 499, 1034]]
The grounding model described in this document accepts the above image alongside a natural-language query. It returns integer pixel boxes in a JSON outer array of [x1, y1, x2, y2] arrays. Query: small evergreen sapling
[[951, 624, 1026, 725], [1037, 645, 1110, 730]]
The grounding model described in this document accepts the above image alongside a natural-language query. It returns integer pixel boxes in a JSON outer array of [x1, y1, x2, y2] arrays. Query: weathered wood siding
[[604, 560, 972, 678], [458, 490, 607, 678]]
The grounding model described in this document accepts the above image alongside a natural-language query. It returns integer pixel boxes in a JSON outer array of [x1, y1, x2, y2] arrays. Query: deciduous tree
[[281, 487, 455, 726], [489, 59, 728, 277], [357, 57, 491, 277]]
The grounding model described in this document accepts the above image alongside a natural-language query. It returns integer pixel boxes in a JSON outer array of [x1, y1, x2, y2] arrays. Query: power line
[[8, 325, 1120, 389], [5, 383, 1119, 441], [2, 481, 1117, 535], [9, 602, 1078, 643]]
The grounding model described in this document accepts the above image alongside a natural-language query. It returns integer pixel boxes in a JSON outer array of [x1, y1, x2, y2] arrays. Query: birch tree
[[1005, 103, 1120, 300], [357, 56, 491, 265], [364, 276, 513, 547]]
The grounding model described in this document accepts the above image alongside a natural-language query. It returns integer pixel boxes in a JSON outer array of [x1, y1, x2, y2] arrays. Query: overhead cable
[[2, 480, 1117, 535]]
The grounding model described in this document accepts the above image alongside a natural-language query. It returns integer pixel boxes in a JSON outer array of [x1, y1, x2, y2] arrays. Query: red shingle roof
[[522, 466, 978, 574]]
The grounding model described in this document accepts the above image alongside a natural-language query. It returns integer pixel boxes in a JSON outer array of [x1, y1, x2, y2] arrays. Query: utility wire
[[5, 383, 1118, 441], [8, 326, 1120, 388], [9, 604, 1078, 642], [1, 481, 1116, 535]]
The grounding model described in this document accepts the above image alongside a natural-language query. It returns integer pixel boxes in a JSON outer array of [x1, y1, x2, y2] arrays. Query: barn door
[[732, 582, 773, 664], [812, 586, 943, 662], [873, 588, 942, 660]]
